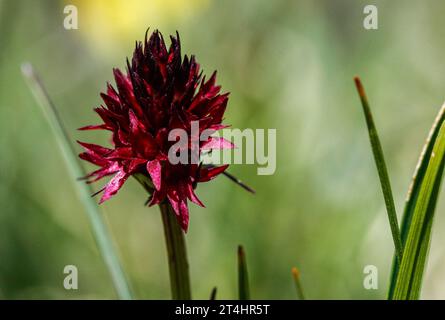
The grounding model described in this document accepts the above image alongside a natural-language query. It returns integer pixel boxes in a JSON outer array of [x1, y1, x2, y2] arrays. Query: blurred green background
[[2, 0, 445, 299]]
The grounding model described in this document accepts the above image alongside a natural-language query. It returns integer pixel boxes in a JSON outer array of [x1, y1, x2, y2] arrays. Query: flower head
[[78, 30, 231, 231]]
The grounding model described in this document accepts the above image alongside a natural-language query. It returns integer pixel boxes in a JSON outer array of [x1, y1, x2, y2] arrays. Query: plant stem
[[21, 63, 133, 300], [159, 202, 192, 300], [354, 76, 403, 264], [134, 173, 192, 300]]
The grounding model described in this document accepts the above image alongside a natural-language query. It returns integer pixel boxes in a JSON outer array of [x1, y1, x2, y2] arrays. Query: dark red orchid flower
[[78, 30, 232, 232]]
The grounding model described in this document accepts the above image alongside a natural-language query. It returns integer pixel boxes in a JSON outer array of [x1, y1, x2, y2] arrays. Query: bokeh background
[[1, 0, 445, 299]]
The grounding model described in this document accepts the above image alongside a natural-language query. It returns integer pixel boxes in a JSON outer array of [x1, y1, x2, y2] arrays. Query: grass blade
[[21, 63, 133, 300], [391, 108, 445, 299], [210, 287, 217, 300], [238, 245, 250, 300], [388, 102, 445, 298], [354, 77, 403, 263], [291, 267, 305, 300]]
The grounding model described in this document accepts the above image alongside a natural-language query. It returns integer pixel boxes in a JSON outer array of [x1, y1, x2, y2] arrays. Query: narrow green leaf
[[354, 77, 403, 263], [388, 102, 445, 298], [392, 115, 445, 299], [238, 245, 250, 300], [291, 267, 305, 300], [21, 63, 133, 300]]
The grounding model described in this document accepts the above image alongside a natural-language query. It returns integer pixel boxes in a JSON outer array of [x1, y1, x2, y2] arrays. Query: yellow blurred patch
[[69, 0, 209, 56]]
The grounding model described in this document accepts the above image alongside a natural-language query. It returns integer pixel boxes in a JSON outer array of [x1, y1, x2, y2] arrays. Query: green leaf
[[390, 102, 445, 299], [22, 63, 133, 300], [388, 102, 445, 298], [354, 77, 403, 263], [238, 245, 250, 300]]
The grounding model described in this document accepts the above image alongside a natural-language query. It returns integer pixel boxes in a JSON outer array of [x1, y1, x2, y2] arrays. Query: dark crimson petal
[[101, 92, 121, 113], [114, 68, 145, 117], [79, 151, 109, 167], [199, 164, 229, 182], [167, 194, 189, 232], [83, 162, 120, 183], [127, 158, 148, 173], [77, 141, 112, 156], [187, 183, 204, 207], [105, 147, 134, 160], [128, 109, 158, 158], [112, 126, 130, 147], [154, 127, 168, 151], [94, 106, 126, 130], [146, 159, 162, 191], [201, 136, 234, 151], [208, 97, 228, 124], [113, 68, 132, 99], [106, 83, 119, 99], [148, 189, 165, 206], [188, 72, 220, 113], [78, 124, 111, 131], [99, 170, 129, 204]]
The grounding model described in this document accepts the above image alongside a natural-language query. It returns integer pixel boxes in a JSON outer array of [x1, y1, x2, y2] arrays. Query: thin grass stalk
[[354, 76, 403, 263], [210, 287, 217, 300], [21, 63, 133, 300], [238, 245, 250, 300]]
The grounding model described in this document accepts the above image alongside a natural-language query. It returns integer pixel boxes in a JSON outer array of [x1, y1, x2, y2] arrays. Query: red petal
[[127, 158, 148, 173], [129, 110, 158, 158], [187, 184, 204, 207], [78, 124, 111, 131], [83, 162, 120, 183], [113, 68, 132, 97], [202, 137, 234, 150], [167, 195, 189, 232], [101, 91, 121, 113], [105, 147, 134, 160], [199, 164, 229, 182], [77, 141, 112, 156], [148, 189, 165, 206], [79, 151, 109, 167], [99, 170, 129, 204], [146, 159, 162, 190]]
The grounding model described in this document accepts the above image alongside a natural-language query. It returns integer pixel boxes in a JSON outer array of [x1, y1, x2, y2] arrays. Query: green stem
[[159, 202, 192, 300], [134, 174, 191, 299]]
